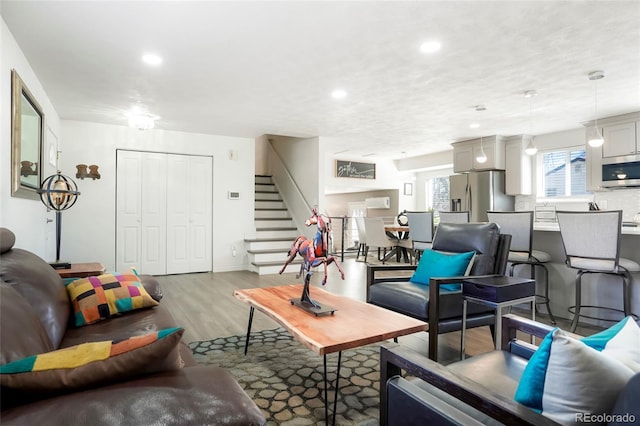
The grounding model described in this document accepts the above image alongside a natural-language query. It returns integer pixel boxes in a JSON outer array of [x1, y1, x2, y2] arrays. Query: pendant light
[[474, 104, 487, 163], [524, 90, 538, 155], [476, 135, 488, 163], [587, 71, 605, 148]]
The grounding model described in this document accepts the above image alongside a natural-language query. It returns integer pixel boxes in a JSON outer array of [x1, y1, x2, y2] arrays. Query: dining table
[[383, 224, 411, 263]]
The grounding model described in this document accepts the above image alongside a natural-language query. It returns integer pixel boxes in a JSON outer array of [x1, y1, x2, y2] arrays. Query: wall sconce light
[[76, 164, 101, 180]]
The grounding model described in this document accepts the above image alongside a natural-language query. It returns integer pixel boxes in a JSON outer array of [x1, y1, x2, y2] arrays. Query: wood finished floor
[[158, 257, 605, 365]]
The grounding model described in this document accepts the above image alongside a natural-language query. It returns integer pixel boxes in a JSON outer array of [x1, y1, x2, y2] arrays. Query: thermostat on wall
[[228, 191, 240, 200]]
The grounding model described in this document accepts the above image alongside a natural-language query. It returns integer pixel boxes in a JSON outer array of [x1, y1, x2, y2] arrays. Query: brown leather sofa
[[0, 227, 265, 426]]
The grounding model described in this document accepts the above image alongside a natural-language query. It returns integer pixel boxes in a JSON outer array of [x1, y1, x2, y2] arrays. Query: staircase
[[246, 175, 302, 275]]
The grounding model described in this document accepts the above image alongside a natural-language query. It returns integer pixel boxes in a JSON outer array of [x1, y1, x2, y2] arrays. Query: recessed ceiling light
[[142, 53, 162, 66], [331, 89, 347, 99], [469, 123, 480, 129], [419, 40, 441, 54]]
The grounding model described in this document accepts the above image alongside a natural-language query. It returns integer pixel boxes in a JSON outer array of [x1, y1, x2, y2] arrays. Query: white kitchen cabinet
[[602, 121, 637, 157], [453, 143, 473, 173], [452, 136, 505, 172], [583, 112, 640, 191], [504, 135, 532, 195]]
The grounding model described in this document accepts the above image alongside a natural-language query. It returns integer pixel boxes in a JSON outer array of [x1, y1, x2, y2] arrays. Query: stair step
[[251, 260, 303, 269], [255, 208, 288, 211], [247, 248, 290, 254], [254, 175, 273, 185], [255, 201, 285, 209], [255, 210, 291, 219], [256, 227, 296, 232], [244, 236, 296, 243]]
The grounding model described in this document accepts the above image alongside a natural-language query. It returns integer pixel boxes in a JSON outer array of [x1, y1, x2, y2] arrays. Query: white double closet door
[[116, 150, 212, 275]]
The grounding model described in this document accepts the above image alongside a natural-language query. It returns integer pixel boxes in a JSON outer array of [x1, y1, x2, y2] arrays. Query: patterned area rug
[[189, 328, 380, 426]]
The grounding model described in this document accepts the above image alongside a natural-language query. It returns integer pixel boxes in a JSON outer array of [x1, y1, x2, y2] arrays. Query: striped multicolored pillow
[[66, 269, 159, 327], [0, 327, 184, 392]]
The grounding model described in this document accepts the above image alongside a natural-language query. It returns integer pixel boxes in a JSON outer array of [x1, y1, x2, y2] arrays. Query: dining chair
[[363, 217, 413, 264], [556, 210, 639, 332], [405, 211, 434, 262], [438, 211, 470, 223], [487, 211, 556, 324], [354, 217, 368, 262]]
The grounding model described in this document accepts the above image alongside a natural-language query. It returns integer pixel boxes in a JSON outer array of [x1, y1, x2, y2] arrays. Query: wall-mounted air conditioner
[[365, 197, 390, 209]]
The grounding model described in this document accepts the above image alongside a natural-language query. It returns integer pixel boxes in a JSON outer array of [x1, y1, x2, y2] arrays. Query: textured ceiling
[[2, 1, 639, 160]]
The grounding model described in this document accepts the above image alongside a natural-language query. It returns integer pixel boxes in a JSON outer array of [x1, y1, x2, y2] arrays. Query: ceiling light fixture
[[142, 53, 162, 66], [331, 89, 347, 99], [476, 135, 487, 164], [524, 90, 538, 156], [469, 123, 480, 129], [420, 40, 441, 54], [127, 112, 158, 130], [587, 70, 605, 148]]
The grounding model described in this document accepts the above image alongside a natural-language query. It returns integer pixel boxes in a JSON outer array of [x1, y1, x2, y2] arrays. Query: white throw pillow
[[515, 328, 634, 425]]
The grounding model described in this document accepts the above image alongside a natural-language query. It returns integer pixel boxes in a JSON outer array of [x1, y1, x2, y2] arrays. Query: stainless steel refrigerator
[[449, 171, 514, 222]]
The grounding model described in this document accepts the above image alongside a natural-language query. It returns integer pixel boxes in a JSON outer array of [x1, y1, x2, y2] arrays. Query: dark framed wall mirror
[[11, 69, 44, 200]]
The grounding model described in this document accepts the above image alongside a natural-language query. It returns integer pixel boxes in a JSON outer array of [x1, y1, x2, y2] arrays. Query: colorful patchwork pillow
[[580, 316, 640, 372], [66, 269, 159, 327], [409, 249, 475, 291], [0, 327, 183, 392], [514, 328, 634, 424]]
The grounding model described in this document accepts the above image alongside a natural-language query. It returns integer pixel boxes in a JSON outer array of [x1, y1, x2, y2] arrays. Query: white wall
[[270, 136, 322, 236], [0, 19, 61, 257], [324, 153, 402, 194], [59, 120, 255, 273], [255, 134, 270, 176]]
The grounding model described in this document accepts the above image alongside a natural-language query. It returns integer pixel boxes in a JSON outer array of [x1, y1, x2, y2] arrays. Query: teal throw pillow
[[409, 249, 475, 291], [580, 316, 640, 372]]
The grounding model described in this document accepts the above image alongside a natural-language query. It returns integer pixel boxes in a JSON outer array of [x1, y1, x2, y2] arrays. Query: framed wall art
[[336, 160, 375, 179], [11, 69, 44, 200]]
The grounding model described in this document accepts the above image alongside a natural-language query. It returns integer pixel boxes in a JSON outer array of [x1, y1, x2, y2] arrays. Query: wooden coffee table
[[234, 284, 427, 425]]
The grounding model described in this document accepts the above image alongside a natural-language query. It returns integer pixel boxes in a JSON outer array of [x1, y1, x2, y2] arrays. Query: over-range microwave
[[601, 154, 640, 188]]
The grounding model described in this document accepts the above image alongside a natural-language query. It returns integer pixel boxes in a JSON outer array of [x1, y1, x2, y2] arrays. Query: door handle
[[46, 218, 53, 223]]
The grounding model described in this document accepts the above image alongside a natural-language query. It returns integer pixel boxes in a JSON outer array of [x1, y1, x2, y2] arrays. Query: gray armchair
[[367, 222, 511, 361]]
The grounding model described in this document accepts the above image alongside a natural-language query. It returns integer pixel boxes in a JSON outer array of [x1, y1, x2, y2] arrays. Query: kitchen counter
[[533, 222, 640, 235]]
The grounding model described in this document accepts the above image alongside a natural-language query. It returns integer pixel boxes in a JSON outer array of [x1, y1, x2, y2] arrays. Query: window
[[541, 147, 588, 197], [426, 176, 450, 213]]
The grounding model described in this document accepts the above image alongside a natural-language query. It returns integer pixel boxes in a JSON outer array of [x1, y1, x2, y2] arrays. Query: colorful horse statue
[[279, 207, 345, 311]]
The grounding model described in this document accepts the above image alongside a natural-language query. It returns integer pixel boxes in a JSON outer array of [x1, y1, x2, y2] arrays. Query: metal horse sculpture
[[279, 207, 345, 313]]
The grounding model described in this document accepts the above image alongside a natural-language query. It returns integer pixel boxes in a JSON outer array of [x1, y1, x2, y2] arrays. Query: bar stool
[[487, 211, 556, 324], [557, 210, 639, 332]]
